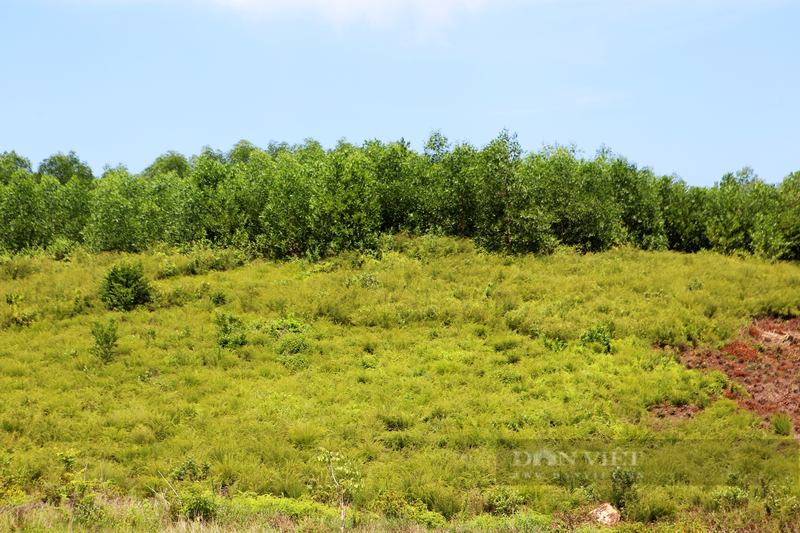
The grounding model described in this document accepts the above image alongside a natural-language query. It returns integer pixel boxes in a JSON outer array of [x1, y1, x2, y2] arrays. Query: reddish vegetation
[[681, 318, 800, 430]]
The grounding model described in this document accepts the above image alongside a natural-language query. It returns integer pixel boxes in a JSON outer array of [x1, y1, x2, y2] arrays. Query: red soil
[[680, 318, 800, 430]]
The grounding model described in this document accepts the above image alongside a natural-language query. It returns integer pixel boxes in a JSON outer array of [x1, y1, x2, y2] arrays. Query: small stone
[[590, 502, 620, 527]]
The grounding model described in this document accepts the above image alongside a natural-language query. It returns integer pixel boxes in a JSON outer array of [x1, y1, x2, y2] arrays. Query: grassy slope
[[2, 236, 800, 530]]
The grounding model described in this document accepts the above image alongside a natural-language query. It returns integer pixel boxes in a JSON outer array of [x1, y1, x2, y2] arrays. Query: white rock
[[590, 502, 620, 527]]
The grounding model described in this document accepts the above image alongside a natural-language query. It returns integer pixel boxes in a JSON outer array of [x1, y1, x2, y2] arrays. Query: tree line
[[1, 131, 799, 260]]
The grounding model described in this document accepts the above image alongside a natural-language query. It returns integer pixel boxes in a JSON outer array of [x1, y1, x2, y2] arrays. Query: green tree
[[0, 174, 59, 250], [425, 139, 481, 238], [364, 139, 420, 233], [0, 151, 32, 185], [85, 166, 146, 252], [53, 176, 93, 243], [321, 140, 382, 254], [475, 130, 554, 253], [36, 151, 94, 185], [778, 171, 800, 260], [227, 140, 258, 166], [141, 151, 191, 179], [657, 175, 711, 253], [526, 144, 623, 252], [601, 149, 666, 250], [706, 167, 784, 257], [257, 148, 324, 258]]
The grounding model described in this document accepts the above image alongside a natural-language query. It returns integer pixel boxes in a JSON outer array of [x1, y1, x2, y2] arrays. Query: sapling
[[317, 448, 361, 533], [90, 318, 119, 363]]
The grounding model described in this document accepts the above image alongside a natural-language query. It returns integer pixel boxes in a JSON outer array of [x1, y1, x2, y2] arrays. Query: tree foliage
[[37, 151, 94, 185], [0, 137, 798, 260]]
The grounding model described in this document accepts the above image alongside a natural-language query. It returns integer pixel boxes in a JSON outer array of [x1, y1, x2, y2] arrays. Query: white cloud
[[211, 0, 491, 31]]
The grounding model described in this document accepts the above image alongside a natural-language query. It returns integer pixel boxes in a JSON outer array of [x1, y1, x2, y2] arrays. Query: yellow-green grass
[[2, 236, 800, 531]]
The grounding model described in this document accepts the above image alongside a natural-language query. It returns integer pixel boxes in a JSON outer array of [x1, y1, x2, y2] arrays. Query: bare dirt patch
[[681, 318, 800, 431], [651, 401, 701, 426]]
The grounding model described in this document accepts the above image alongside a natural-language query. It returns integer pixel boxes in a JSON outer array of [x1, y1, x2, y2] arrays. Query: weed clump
[[372, 490, 446, 528], [543, 336, 567, 352], [98, 261, 153, 311], [709, 486, 749, 510], [771, 412, 793, 436]]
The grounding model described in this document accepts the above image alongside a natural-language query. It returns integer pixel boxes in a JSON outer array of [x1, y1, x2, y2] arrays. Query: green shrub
[[543, 336, 567, 352], [215, 312, 247, 348], [48, 238, 77, 262], [90, 318, 119, 363], [277, 333, 309, 355], [98, 261, 153, 311], [158, 259, 178, 279], [265, 314, 308, 338], [709, 486, 749, 510], [0, 258, 37, 281], [169, 456, 210, 482], [579, 323, 611, 353], [184, 249, 246, 276], [360, 354, 379, 369], [74, 493, 107, 525], [688, 277, 704, 291], [181, 487, 218, 521], [279, 354, 310, 372], [372, 490, 445, 527], [483, 486, 523, 516], [209, 289, 228, 306], [239, 494, 337, 521], [610, 467, 639, 510], [346, 273, 380, 289]]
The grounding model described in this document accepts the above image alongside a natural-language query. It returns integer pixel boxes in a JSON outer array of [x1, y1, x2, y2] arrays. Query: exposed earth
[[679, 318, 800, 431]]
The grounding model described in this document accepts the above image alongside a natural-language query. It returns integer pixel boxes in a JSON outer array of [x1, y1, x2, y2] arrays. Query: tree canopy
[[1, 136, 798, 260]]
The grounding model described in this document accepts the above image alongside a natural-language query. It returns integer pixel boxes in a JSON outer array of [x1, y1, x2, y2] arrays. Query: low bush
[[98, 261, 153, 311]]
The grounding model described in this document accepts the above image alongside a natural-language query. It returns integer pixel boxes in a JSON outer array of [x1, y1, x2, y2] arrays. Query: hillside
[[2, 237, 800, 531]]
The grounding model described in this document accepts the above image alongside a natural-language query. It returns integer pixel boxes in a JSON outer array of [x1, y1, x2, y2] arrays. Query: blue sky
[[2, 0, 798, 186]]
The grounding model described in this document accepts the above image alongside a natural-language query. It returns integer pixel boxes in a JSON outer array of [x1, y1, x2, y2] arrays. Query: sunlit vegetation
[[2, 134, 800, 260], [1, 235, 800, 531]]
